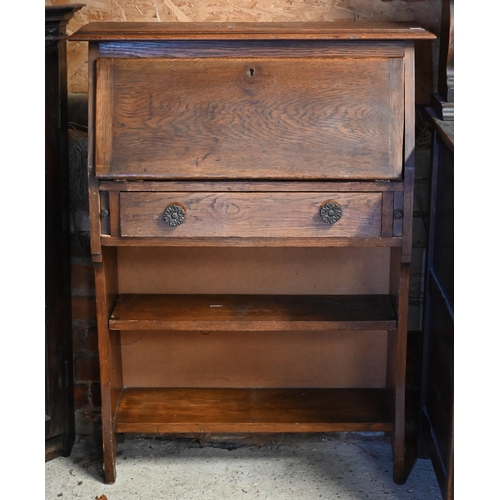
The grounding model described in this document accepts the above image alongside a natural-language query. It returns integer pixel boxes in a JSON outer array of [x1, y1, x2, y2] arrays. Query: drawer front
[[96, 57, 404, 180], [119, 192, 382, 238]]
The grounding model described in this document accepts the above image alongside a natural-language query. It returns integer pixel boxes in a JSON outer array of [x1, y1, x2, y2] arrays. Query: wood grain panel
[[114, 388, 394, 433], [96, 57, 404, 179], [119, 192, 382, 238], [109, 294, 396, 331], [103, 236, 402, 248], [71, 21, 436, 41], [99, 180, 404, 192]]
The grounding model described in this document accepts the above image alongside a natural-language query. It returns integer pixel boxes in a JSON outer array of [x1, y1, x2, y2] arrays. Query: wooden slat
[[70, 21, 436, 42], [99, 180, 404, 192], [108, 190, 120, 237], [87, 43, 103, 261], [99, 40, 406, 59], [402, 43, 416, 261], [99, 191, 110, 235], [382, 192, 394, 238], [393, 191, 403, 237], [114, 387, 394, 433], [388, 261, 410, 484], [109, 294, 397, 331], [95, 58, 114, 177], [389, 57, 404, 175], [101, 236, 402, 247]]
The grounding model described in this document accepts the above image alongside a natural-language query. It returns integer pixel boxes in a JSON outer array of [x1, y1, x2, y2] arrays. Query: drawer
[[96, 57, 404, 180], [119, 192, 382, 238]]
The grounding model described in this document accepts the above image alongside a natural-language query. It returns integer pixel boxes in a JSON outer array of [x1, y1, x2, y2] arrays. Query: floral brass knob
[[320, 201, 342, 225], [163, 204, 186, 226]]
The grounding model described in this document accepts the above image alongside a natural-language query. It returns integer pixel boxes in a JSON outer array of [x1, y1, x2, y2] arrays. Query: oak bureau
[[70, 22, 435, 485]]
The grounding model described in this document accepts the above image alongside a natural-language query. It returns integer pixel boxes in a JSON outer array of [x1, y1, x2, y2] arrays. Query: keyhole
[[249, 68, 255, 77]]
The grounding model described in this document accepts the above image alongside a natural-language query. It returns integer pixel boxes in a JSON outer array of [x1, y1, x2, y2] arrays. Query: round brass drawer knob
[[320, 201, 342, 225], [164, 204, 186, 226]]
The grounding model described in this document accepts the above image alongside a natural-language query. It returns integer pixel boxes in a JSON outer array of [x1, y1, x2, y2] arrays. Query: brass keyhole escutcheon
[[164, 204, 186, 226], [320, 201, 342, 225]]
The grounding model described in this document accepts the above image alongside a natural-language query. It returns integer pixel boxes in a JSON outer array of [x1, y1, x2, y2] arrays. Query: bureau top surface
[[70, 21, 435, 41]]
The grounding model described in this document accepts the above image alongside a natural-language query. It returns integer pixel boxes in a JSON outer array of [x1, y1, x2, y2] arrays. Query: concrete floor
[[45, 433, 441, 499]]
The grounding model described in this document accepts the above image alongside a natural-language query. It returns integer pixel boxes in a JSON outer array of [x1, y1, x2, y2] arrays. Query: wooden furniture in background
[[419, 1, 454, 496], [419, 111, 454, 500], [70, 22, 435, 484], [431, 0, 454, 120], [45, 3, 84, 461]]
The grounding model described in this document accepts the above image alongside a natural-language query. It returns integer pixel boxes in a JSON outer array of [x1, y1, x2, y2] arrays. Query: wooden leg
[[102, 427, 117, 484], [389, 249, 411, 484], [94, 247, 121, 484], [99, 327, 122, 484]]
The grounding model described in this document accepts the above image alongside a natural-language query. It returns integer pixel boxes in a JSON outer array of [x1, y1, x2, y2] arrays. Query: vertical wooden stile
[[402, 42, 416, 262], [88, 43, 103, 262]]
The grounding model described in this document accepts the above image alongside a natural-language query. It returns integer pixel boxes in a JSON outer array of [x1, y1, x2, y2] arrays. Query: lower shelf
[[109, 294, 397, 331], [114, 387, 394, 433]]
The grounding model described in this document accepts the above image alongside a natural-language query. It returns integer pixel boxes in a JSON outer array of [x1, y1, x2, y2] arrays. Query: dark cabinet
[[418, 1, 454, 497], [45, 3, 84, 461], [419, 112, 454, 499]]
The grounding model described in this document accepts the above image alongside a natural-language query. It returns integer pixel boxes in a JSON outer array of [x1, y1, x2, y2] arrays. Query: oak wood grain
[[388, 257, 411, 484], [108, 190, 120, 237], [87, 43, 103, 261], [99, 180, 404, 192], [108, 294, 397, 332], [114, 387, 394, 433], [94, 247, 120, 484], [101, 236, 402, 248], [96, 57, 403, 180], [98, 40, 406, 59], [70, 21, 436, 42], [80, 22, 430, 485], [95, 58, 113, 186], [119, 192, 382, 239], [382, 192, 394, 238]]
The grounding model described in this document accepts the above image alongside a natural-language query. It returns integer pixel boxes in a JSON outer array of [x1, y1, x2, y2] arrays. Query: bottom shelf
[[114, 388, 393, 434]]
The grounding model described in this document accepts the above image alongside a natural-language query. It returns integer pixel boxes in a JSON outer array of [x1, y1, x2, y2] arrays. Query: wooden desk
[[70, 21, 435, 484]]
